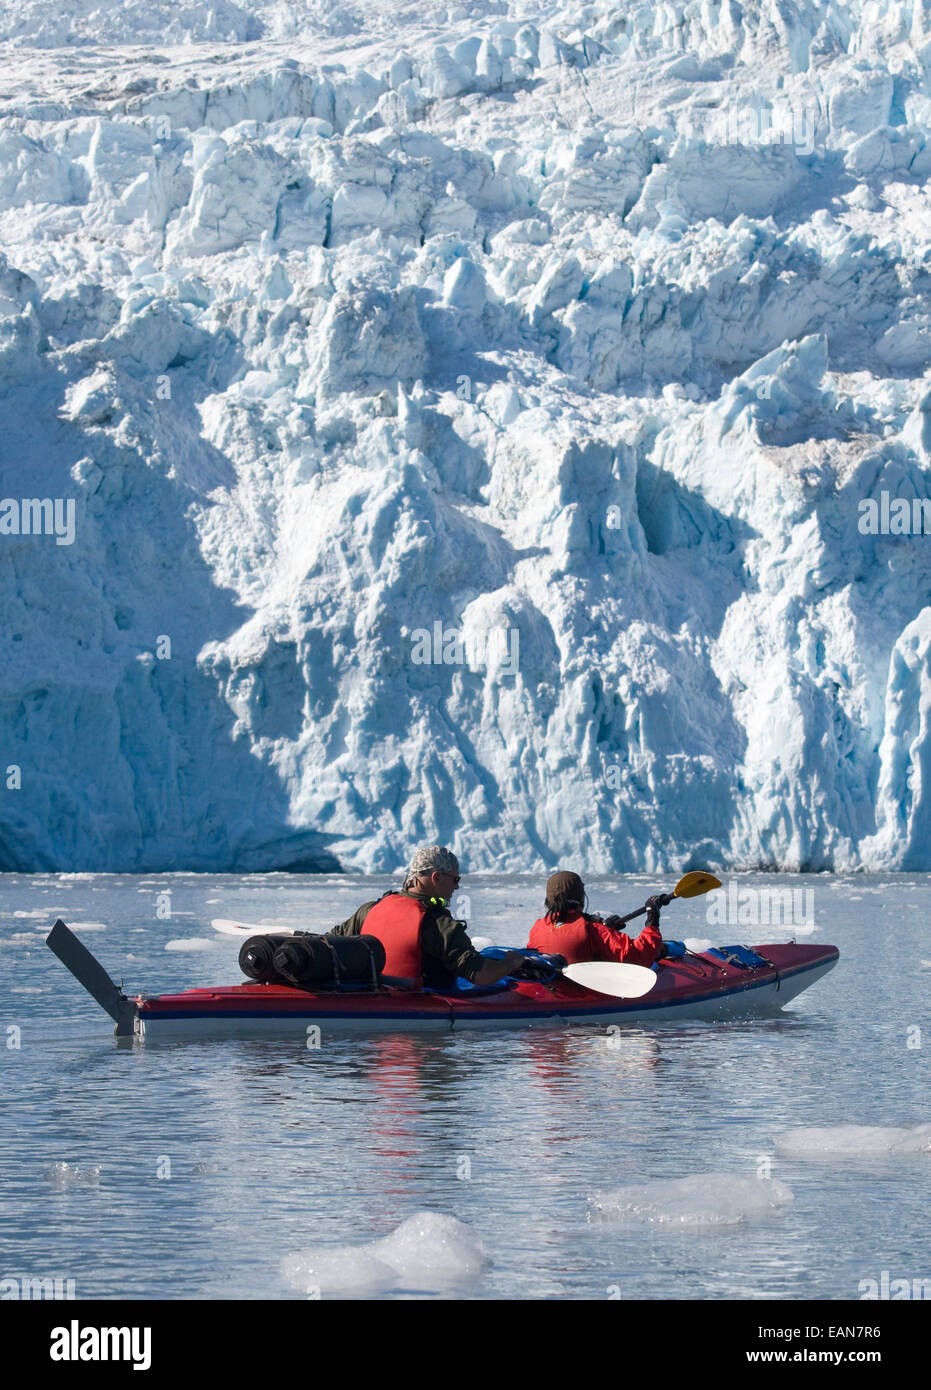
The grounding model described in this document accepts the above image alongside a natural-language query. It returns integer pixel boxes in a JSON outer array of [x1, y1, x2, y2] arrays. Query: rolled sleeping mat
[[239, 934, 302, 984], [272, 932, 387, 987]]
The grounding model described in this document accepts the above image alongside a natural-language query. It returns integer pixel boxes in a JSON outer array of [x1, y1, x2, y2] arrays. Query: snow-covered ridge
[[1, 0, 931, 871]]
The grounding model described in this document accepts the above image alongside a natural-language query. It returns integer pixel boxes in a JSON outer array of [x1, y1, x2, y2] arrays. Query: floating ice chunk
[[282, 1248, 400, 1294], [164, 937, 219, 951], [683, 938, 715, 952], [45, 1162, 101, 1188], [774, 1125, 931, 1158], [368, 1211, 489, 1283], [471, 936, 494, 952], [589, 1174, 794, 1227], [282, 1212, 488, 1294]]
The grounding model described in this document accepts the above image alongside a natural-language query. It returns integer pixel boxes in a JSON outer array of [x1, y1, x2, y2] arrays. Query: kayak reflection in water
[[527, 871, 665, 967], [330, 844, 526, 991]]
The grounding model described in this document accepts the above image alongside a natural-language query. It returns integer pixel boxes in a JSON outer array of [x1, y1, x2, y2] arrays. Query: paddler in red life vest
[[527, 871, 664, 967], [329, 845, 526, 990]]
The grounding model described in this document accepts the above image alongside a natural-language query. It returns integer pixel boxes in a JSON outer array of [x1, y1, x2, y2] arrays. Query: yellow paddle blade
[[672, 871, 722, 899]]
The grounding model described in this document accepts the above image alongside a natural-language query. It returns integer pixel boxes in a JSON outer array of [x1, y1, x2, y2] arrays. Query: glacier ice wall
[[1, 0, 931, 871]]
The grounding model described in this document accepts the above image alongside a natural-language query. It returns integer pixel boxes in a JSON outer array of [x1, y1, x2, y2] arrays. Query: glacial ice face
[[2, 2, 931, 870]]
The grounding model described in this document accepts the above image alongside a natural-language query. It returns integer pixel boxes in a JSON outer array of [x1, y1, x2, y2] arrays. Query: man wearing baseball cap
[[330, 845, 525, 990], [526, 870, 664, 966]]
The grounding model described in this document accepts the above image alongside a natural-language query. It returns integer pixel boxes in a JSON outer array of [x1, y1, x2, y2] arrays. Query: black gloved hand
[[644, 894, 669, 927], [602, 914, 624, 932], [515, 954, 559, 980]]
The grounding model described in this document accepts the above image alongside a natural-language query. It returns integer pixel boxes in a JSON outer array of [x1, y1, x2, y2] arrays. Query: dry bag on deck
[[239, 934, 299, 984], [707, 944, 768, 969]]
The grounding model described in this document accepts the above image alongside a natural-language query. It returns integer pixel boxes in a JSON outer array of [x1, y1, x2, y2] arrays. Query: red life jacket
[[527, 911, 593, 964], [362, 894, 429, 984], [528, 911, 662, 966]]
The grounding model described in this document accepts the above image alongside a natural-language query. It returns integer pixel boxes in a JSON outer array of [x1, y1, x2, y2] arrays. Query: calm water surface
[[0, 873, 927, 1299]]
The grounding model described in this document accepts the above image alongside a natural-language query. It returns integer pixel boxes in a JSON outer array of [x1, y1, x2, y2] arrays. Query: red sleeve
[[587, 919, 662, 966]]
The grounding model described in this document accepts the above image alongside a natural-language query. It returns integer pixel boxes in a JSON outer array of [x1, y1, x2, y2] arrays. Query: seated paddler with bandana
[[330, 845, 526, 990], [527, 870, 665, 967]]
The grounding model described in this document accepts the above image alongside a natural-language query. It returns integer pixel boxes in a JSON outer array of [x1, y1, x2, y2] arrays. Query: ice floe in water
[[282, 1212, 488, 1294], [45, 1162, 101, 1188], [774, 1124, 931, 1157], [589, 1174, 794, 1227], [164, 937, 220, 951], [282, 1249, 400, 1294]]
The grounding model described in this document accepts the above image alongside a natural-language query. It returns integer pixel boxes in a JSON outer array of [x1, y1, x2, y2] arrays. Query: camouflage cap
[[409, 845, 460, 879]]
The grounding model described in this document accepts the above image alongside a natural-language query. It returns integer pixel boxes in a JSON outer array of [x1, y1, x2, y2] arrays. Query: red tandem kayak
[[46, 920, 839, 1040]]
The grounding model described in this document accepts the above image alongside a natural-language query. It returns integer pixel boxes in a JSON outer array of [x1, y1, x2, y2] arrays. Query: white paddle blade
[[561, 962, 657, 998], [211, 919, 300, 938]]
